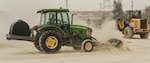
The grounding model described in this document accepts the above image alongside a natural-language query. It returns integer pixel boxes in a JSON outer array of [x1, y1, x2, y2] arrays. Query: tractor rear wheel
[[124, 27, 133, 39], [34, 32, 42, 51], [39, 30, 62, 53], [81, 39, 94, 52], [140, 33, 149, 39]]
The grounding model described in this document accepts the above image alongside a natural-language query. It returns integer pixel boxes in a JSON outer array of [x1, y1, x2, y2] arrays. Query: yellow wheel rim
[[85, 42, 92, 51], [46, 36, 58, 49]]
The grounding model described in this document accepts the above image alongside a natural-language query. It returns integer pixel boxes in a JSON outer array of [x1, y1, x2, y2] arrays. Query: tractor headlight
[[86, 30, 92, 37]]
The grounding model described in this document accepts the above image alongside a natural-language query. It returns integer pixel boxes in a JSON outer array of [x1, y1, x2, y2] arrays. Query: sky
[[0, 0, 149, 11], [0, 0, 150, 41]]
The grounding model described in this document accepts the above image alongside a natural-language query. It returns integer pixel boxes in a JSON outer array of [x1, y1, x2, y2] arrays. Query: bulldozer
[[117, 10, 150, 39], [6, 8, 99, 53]]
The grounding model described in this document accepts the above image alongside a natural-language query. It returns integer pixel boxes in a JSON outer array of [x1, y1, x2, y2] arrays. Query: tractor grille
[[141, 19, 147, 29]]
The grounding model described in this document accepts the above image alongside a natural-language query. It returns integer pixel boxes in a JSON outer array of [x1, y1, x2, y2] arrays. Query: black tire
[[122, 29, 124, 34], [140, 33, 149, 39], [116, 19, 122, 31], [39, 30, 62, 53], [124, 27, 134, 39], [117, 24, 122, 31], [81, 39, 94, 52], [34, 32, 42, 51]]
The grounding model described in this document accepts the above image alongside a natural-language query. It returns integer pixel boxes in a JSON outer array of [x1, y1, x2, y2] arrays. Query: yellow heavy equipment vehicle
[[117, 10, 150, 39]]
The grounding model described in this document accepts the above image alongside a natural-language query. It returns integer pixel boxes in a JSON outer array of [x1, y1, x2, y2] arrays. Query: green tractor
[[6, 8, 99, 53]]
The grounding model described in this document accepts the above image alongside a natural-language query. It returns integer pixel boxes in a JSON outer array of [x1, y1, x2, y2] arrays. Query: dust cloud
[[92, 19, 124, 42], [73, 17, 130, 51], [73, 17, 123, 42]]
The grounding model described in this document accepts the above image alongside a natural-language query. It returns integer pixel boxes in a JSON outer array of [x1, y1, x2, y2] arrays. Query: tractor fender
[[37, 25, 67, 38]]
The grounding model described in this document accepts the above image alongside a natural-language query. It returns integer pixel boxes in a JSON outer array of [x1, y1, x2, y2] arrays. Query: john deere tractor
[[6, 8, 99, 53], [117, 10, 150, 39]]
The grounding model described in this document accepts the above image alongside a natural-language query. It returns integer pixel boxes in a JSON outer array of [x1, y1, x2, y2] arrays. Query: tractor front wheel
[[124, 27, 133, 39], [39, 30, 62, 53], [81, 39, 94, 52]]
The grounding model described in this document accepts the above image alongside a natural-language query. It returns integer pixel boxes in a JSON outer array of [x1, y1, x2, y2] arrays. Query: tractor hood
[[70, 25, 92, 31], [70, 25, 92, 38]]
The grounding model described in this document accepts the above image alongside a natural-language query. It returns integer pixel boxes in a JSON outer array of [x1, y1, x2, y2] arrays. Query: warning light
[[43, 9, 47, 12], [38, 25, 42, 28]]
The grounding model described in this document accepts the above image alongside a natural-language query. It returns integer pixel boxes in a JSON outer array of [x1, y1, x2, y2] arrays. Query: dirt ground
[[0, 35, 150, 63], [1, 10, 150, 63]]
